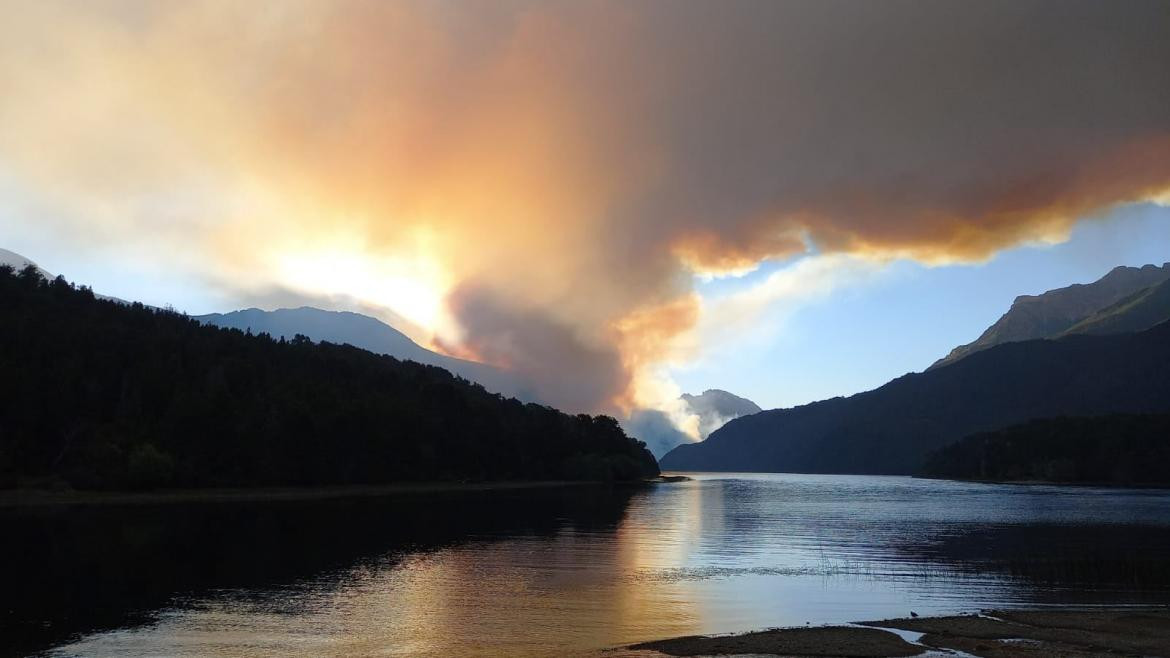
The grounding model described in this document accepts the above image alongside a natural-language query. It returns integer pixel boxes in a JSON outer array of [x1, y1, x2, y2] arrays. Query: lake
[[7, 473, 1170, 657]]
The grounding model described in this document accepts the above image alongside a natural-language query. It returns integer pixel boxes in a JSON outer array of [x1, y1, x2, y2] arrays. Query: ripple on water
[[17, 473, 1170, 657]]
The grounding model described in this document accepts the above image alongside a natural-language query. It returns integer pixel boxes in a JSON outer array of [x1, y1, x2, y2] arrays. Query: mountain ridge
[[0, 249, 50, 279], [0, 248, 132, 305], [195, 306, 539, 403], [622, 389, 761, 459], [681, 389, 762, 439], [1058, 277, 1170, 337], [661, 320, 1170, 474], [930, 262, 1170, 369]]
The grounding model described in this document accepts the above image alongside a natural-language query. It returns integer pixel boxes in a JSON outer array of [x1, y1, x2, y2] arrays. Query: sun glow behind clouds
[[269, 230, 456, 347], [3, 0, 1170, 430]]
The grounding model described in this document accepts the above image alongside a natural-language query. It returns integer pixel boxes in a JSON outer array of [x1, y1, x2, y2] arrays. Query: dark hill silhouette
[[0, 265, 658, 490], [930, 263, 1170, 369], [196, 307, 538, 402], [1, 247, 128, 304], [660, 321, 1170, 474], [922, 415, 1170, 485]]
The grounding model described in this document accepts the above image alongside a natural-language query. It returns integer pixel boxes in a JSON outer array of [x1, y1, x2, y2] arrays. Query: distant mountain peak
[[623, 388, 761, 460], [1059, 277, 1170, 338], [681, 389, 762, 439], [931, 263, 1170, 370], [0, 248, 52, 279], [681, 388, 761, 410], [195, 305, 538, 403]]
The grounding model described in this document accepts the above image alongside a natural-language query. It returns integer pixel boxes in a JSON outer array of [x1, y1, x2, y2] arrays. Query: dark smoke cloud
[[2, 0, 1168, 421], [446, 284, 627, 413], [615, 0, 1170, 265]]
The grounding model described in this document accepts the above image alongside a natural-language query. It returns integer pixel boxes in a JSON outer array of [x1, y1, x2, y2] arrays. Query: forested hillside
[[0, 266, 658, 489], [196, 307, 537, 402], [922, 415, 1170, 485]]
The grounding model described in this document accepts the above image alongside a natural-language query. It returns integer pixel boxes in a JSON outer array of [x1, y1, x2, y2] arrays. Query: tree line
[[922, 414, 1170, 485], [0, 265, 658, 489]]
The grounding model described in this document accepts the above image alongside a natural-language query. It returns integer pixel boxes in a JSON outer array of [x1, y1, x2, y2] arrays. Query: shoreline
[[669, 470, 1170, 490], [0, 476, 684, 508], [625, 607, 1170, 656], [914, 474, 1170, 489]]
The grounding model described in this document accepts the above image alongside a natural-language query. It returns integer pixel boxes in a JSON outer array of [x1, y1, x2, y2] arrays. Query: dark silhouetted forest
[[0, 266, 658, 489], [922, 415, 1170, 485]]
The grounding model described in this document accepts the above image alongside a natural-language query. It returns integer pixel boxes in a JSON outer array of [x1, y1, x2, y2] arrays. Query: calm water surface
[[8, 473, 1170, 657]]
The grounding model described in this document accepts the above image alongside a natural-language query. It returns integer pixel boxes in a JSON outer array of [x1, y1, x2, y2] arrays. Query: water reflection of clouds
[[39, 475, 1170, 657]]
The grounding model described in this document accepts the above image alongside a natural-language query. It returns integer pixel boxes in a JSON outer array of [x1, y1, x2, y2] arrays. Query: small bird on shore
[[910, 611, 919, 618]]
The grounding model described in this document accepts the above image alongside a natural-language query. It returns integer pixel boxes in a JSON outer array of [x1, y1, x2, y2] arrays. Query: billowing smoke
[[623, 409, 693, 460], [446, 284, 627, 414], [2, 0, 1168, 425], [681, 390, 763, 440]]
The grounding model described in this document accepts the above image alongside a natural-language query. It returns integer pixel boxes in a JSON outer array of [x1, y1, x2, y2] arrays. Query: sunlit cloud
[[693, 255, 889, 358], [637, 253, 888, 442], [2, 0, 1169, 429], [263, 228, 457, 347]]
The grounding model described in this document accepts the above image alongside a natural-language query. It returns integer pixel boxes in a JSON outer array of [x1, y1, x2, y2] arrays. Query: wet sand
[[627, 608, 1170, 656], [627, 626, 922, 657]]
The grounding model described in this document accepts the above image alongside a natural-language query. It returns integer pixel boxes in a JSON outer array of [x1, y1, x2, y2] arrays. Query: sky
[[672, 203, 1170, 410], [2, 0, 1169, 440]]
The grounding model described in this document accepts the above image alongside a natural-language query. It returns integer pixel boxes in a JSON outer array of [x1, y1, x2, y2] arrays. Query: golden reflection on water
[[54, 484, 713, 657], [46, 475, 1170, 657]]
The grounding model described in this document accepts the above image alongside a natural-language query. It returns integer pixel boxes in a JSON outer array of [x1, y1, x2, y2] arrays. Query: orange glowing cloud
[[2, 0, 1169, 418]]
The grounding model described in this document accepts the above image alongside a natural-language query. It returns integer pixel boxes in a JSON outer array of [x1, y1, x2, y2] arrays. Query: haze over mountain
[[196, 307, 537, 403], [196, 307, 766, 455], [680, 390, 762, 439], [7, 242, 742, 450], [661, 320, 1170, 475], [4, 2, 1170, 650], [623, 389, 761, 459], [6, 1, 1170, 432], [931, 263, 1170, 369]]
